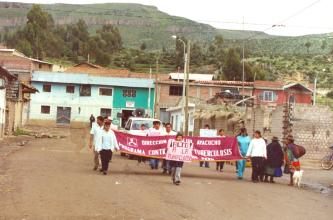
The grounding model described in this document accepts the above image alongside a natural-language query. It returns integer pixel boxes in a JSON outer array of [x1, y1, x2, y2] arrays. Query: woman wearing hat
[[284, 135, 300, 186], [264, 136, 284, 183]]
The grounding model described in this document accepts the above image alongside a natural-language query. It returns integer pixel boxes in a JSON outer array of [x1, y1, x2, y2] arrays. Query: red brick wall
[[158, 82, 222, 107], [254, 88, 312, 105]]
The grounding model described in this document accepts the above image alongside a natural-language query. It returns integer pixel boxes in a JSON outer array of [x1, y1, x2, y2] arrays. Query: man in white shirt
[[147, 120, 163, 169], [89, 116, 104, 171], [98, 121, 119, 175], [162, 123, 177, 174]]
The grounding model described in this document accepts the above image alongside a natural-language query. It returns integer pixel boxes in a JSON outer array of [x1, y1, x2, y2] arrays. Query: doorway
[[56, 107, 71, 124], [121, 109, 133, 128]]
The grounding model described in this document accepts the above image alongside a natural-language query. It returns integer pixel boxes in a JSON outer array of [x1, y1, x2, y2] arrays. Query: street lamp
[[172, 35, 187, 133]]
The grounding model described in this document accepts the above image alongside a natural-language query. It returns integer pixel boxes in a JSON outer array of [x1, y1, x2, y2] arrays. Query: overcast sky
[[3, 0, 333, 36]]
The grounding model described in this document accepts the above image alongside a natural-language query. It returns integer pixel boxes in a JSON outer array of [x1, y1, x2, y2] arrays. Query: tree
[[174, 36, 187, 69], [140, 42, 147, 51], [97, 24, 122, 53], [95, 50, 111, 66], [190, 43, 204, 66], [24, 4, 54, 59], [321, 40, 327, 51], [223, 48, 242, 80], [305, 41, 312, 54]]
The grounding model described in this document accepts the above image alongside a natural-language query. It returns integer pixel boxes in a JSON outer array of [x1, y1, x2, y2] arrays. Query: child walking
[[170, 133, 185, 185]]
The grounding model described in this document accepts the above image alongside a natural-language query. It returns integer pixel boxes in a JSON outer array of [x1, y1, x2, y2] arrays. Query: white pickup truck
[[123, 117, 163, 136], [121, 117, 163, 158]]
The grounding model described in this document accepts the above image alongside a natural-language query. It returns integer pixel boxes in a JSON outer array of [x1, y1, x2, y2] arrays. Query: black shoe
[[93, 167, 98, 171], [99, 169, 103, 172], [175, 181, 180, 185], [103, 171, 107, 175]]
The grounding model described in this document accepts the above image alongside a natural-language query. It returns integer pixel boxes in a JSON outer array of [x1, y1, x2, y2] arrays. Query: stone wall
[[244, 104, 333, 160], [292, 105, 333, 160]]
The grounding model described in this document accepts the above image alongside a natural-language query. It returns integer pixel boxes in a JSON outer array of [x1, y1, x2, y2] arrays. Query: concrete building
[[0, 48, 51, 133], [29, 71, 154, 127], [0, 66, 17, 138]]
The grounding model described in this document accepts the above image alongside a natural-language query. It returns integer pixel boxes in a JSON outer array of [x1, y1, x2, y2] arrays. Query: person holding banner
[[216, 129, 226, 172], [236, 128, 251, 179], [162, 123, 177, 174], [89, 116, 104, 171], [97, 120, 119, 175], [246, 130, 267, 183], [199, 124, 212, 168], [147, 120, 163, 169], [169, 133, 185, 185]]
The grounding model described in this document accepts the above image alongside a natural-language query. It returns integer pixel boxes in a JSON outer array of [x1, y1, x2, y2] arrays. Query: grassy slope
[[1, 2, 332, 55]]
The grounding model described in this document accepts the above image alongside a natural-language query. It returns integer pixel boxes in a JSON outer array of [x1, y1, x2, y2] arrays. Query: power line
[[8, 3, 333, 33], [246, 0, 323, 40]]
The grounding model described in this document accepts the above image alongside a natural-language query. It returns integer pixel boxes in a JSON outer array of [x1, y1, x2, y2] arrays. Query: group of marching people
[[89, 118, 184, 185], [236, 128, 301, 186], [89, 116, 301, 186]]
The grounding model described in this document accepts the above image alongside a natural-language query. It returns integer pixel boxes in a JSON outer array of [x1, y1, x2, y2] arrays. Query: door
[[121, 110, 133, 128], [56, 107, 71, 124]]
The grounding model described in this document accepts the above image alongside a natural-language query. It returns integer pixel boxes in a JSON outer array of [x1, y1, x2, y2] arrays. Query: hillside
[[0, 1, 332, 55]]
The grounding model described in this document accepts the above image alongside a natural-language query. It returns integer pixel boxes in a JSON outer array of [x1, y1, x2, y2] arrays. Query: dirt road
[[1, 127, 332, 220]]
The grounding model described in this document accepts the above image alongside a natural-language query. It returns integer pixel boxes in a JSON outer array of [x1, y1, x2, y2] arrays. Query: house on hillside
[[29, 71, 155, 128], [253, 80, 313, 106]]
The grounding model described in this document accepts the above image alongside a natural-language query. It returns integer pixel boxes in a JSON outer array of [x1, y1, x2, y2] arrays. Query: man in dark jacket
[[264, 136, 284, 183]]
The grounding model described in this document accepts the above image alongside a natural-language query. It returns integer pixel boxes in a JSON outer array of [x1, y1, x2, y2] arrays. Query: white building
[[166, 103, 195, 134]]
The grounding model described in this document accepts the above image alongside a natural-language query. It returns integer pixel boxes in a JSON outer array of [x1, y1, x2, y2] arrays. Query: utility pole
[[313, 72, 318, 106], [148, 67, 152, 117], [154, 57, 160, 119], [242, 16, 245, 103], [184, 41, 191, 136]]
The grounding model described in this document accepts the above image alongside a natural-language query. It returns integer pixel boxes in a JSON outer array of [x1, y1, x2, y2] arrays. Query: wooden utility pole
[[184, 41, 191, 136], [154, 56, 160, 119]]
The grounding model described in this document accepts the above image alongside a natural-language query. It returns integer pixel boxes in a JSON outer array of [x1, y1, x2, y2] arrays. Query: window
[[41, 105, 50, 114], [123, 89, 136, 97], [100, 108, 112, 117], [99, 88, 113, 96], [260, 91, 277, 102], [66, 85, 75, 94], [80, 85, 91, 96], [43, 84, 51, 92], [169, 85, 183, 96]]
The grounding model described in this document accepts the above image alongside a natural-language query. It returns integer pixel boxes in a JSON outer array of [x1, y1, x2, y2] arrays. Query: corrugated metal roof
[[169, 73, 214, 81], [32, 71, 155, 88], [195, 80, 254, 86]]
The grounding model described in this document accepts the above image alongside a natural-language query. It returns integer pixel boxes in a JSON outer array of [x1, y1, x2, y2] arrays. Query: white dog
[[293, 170, 304, 188]]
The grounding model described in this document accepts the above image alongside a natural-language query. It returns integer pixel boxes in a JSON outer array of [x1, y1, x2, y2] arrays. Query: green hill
[[0, 2, 332, 55]]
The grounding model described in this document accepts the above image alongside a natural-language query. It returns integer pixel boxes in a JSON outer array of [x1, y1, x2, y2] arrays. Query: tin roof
[[169, 73, 214, 81], [195, 80, 254, 86], [32, 71, 155, 88]]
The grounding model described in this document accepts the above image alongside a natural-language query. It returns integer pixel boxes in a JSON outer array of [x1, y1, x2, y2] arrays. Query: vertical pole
[[313, 72, 317, 106], [242, 16, 245, 103], [154, 57, 160, 119], [181, 42, 187, 133], [148, 68, 152, 117], [185, 41, 191, 136]]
